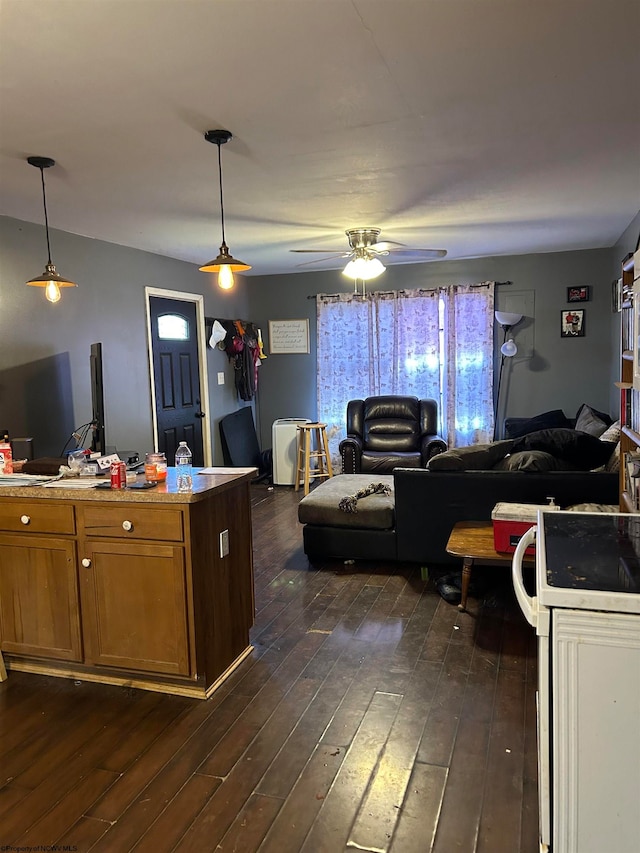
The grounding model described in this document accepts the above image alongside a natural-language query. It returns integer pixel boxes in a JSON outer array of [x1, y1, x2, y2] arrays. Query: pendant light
[[199, 130, 251, 290], [26, 156, 77, 303]]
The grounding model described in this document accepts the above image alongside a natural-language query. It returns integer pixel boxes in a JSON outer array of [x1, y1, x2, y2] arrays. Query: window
[[158, 313, 189, 341], [317, 284, 495, 460]]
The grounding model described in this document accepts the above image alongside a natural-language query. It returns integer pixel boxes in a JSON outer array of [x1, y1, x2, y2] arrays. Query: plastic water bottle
[[175, 441, 193, 492]]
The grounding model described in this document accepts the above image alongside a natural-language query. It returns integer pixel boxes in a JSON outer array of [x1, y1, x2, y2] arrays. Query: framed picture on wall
[[567, 286, 590, 302], [561, 309, 585, 337]]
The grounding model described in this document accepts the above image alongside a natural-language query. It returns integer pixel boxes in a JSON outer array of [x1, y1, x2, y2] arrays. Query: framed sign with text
[[268, 319, 310, 354]]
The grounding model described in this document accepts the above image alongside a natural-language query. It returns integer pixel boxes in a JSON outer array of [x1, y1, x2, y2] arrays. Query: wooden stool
[[295, 422, 333, 495]]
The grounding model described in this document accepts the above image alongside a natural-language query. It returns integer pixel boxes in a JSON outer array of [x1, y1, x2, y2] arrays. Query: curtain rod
[[306, 281, 512, 299]]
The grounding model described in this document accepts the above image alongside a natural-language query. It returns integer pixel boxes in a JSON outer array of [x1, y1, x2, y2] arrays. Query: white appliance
[[512, 510, 640, 853], [271, 418, 310, 485]]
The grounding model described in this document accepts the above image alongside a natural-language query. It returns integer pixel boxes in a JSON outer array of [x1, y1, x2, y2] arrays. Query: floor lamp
[[494, 311, 523, 440]]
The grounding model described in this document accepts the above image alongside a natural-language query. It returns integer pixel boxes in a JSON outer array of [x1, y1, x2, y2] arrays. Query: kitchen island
[[0, 468, 256, 698]]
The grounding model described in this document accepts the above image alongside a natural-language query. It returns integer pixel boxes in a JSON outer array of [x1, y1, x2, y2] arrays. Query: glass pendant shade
[[200, 130, 250, 290], [500, 337, 518, 357], [342, 256, 385, 281], [26, 157, 77, 302]]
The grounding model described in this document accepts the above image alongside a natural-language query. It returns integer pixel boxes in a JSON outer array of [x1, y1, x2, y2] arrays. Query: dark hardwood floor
[[0, 484, 539, 852]]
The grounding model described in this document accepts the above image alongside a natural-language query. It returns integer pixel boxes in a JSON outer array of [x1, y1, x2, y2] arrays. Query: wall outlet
[[217, 372, 225, 385], [219, 529, 229, 558]]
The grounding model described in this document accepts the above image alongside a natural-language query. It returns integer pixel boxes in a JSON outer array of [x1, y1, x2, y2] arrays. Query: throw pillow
[[574, 403, 612, 438], [599, 419, 621, 443], [492, 450, 570, 472], [427, 439, 514, 471], [511, 428, 617, 470], [575, 403, 612, 427], [504, 409, 572, 439], [604, 441, 621, 473]]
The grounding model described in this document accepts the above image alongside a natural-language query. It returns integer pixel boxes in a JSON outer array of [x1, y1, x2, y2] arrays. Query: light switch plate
[[217, 372, 225, 385]]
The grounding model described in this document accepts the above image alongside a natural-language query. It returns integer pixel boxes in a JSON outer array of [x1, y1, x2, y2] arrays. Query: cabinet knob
[[20, 515, 30, 525], [122, 520, 133, 532], [81, 558, 92, 568]]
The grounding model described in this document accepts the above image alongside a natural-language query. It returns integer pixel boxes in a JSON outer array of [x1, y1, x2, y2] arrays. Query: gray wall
[[247, 247, 628, 448], [4, 210, 637, 460], [0, 216, 251, 462]]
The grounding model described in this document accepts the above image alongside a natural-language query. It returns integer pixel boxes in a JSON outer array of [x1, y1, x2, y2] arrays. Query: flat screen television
[[89, 342, 106, 455]]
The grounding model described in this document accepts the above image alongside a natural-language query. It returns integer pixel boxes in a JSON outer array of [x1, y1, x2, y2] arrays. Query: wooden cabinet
[[79, 539, 190, 676], [619, 250, 640, 511], [0, 533, 82, 661], [0, 471, 255, 698]]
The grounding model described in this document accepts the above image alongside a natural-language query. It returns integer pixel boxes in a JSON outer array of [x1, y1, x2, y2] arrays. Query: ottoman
[[298, 474, 397, 561]]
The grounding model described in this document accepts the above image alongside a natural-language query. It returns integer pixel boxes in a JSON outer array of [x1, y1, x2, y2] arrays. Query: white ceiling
[[1, 0, 639, 278]]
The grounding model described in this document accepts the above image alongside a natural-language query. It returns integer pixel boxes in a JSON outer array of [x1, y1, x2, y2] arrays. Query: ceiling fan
[[290, 228, 447, 283]]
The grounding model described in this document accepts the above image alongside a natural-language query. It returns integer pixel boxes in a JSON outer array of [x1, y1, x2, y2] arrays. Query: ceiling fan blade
[[294, 253, 352, 268], [290, 248, 350, 254], [369, 241, 408, 252], [386, 248, 447, 261]]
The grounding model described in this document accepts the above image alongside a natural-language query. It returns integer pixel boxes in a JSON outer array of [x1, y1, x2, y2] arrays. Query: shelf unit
[[619, 250, 640, 511]]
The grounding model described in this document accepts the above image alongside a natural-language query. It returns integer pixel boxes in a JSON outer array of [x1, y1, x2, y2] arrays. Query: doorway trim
[[144, 287, 212, 466]]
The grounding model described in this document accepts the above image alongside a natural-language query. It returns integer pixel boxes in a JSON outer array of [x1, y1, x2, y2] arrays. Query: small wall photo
[[561, 309, 585, 337], [567, 285, 590, 302]]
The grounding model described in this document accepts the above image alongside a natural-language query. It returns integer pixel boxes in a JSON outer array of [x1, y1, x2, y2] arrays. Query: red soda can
[[110, 460, 127, 489]]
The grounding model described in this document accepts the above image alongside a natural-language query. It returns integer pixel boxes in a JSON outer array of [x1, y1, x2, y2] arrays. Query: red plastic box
[[491, 502, 559, 555]]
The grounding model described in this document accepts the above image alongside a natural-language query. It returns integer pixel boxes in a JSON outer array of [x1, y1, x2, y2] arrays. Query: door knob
[[81, 558, 92, 568], [195, 410, 205, 419]]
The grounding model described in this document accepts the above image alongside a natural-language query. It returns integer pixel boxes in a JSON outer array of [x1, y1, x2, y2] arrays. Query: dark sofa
[[301, 466, 618, 566], [303, 408, 620, 565], [393, 467, 618, 565]]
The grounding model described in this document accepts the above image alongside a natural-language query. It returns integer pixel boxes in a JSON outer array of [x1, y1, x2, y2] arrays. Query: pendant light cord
[[38, 166, 53, 265], [217, 142, 226, 246]]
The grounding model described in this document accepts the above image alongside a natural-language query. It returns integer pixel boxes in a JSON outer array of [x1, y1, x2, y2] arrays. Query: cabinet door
[[79, 539, 190, 676], [0, 534, 82, 661]]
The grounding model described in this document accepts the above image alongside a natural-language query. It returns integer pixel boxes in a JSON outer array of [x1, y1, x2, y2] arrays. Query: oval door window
[[158, 313, 190, 341]]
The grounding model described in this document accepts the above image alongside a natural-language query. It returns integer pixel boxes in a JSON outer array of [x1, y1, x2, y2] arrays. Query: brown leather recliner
[[339, 395, 446, 474]]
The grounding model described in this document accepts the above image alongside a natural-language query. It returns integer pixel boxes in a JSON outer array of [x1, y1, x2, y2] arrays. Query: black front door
[[148, 295, 205, 466]]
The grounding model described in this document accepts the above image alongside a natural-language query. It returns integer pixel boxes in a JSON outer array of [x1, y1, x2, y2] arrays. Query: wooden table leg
[[0, 651, 7, 682], [458, 556, 473, 612]]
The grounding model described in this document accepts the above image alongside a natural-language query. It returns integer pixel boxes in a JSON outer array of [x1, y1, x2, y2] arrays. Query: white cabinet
[[551, 609, 640, 853]]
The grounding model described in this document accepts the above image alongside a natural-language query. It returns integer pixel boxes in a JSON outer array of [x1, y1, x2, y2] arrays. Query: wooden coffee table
[[445, 520, 536, 611]]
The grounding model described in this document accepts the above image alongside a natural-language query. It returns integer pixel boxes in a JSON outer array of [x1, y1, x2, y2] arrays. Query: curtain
[[316, 283, 494, 464]]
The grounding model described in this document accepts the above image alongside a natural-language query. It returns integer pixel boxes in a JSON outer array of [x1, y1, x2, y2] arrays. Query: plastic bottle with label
[[175, 441, 193, 492]]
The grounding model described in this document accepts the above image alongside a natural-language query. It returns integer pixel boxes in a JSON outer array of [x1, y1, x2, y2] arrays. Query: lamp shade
[[500, 338, 518, 357], [342, 256, 385, 281], [495, 311, 523, 327]]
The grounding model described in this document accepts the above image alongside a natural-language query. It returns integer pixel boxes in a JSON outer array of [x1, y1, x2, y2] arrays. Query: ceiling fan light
[[342, 256, 385, 281]]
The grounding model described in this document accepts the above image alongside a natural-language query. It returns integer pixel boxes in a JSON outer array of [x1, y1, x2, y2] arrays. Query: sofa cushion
[[574, 403, 611, 437], [298, 474, 395, 530], [505, 409, 572, 438], [426, 440, 514, 471], [511, 428, 616, 470]]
